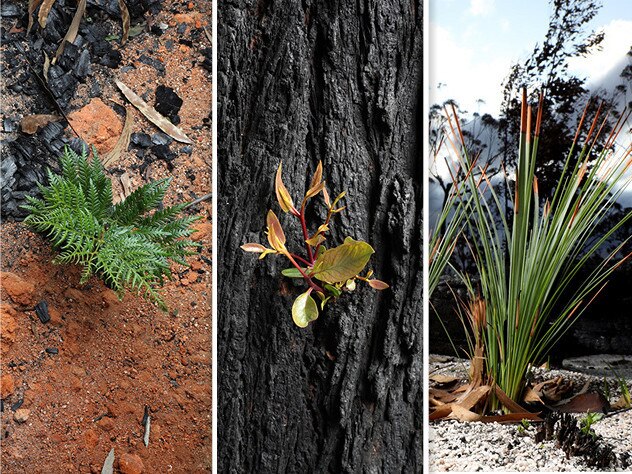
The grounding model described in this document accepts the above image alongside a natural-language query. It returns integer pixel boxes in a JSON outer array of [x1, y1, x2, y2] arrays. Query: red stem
[[286, 253, 323, 293], [291, 253, 311, 266], [299, 207, 314, 263]]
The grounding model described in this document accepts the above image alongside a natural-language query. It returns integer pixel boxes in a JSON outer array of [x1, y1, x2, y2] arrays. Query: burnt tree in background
[[218, 1, 423, 472]]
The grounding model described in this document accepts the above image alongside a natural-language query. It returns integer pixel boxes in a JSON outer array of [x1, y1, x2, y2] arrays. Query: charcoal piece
[[181, 145, 193, 155], [151, 132, 172, 146], [1, 4, 21, 17], [45, 348, 59, 354], [86, 0, 120, 17], [57, 42, 81, 71], [119, 65, 135, 73], [11, 399, 23, 411], [89, 81, 102, 97], [92, 41, 121, 68], [68, 138, 89, 155], [35, 301, 51, 324], [179, 39, 192, 47], [139, 54, 165, 73], [165, 40, 174, 51], [131, 132, 153, 148], [201, 47, 212, 72], [151, 144, 174, 161], [3, 118, 18, 132], [176, 23, 187, 35], [151, 22, 168, 35], [154, 86, 182, 124], [73, 49, 91, 78]]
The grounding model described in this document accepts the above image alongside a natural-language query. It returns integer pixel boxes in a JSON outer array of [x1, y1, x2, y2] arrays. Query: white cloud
[[429, 21, 512, 116], [469, 0, 495, 16], [567, 19, 632, 85]]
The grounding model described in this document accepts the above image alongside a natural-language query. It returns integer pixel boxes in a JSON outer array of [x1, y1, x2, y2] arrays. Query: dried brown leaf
[[118, 0, 130, 44], [43, 52, 51, 81], [21, 114, 61, 134], [38, 0, 56, 28], [102, 107, 132, 167], [429, 374, 459, 385], [494, 384, 529, 414], [54, 0, 86, 60], [523, 386, 544, 404], [28, 0, 44, 33], [470, 345, 485, 388], [429, 388, 458, 404], [555, 392, 610, 413], [611, 394, 631, 410], [449, 405, 482, 422], [120, 172, 133, 197], [480, 412, 543, 423], [115, 80, 193, 144], [429, 405, 453, 420], [456, 385, 491, 410]]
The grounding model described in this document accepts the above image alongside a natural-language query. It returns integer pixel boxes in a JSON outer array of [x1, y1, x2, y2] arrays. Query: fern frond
[[20, 145, 199, 311], [111, 178, 171, 226]]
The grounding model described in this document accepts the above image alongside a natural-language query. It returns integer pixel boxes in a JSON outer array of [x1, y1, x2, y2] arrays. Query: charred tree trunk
[[218, 1, 423, 472]]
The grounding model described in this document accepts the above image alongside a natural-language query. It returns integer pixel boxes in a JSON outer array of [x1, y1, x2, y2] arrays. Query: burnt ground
[[1, 0, 212, 472]]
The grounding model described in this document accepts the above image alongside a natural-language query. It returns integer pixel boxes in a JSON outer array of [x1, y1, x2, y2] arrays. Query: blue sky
[[429, 0, 632, 117]]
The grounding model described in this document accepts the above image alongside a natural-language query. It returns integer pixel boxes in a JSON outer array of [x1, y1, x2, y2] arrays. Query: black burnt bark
[[218, 1, 423, 472]]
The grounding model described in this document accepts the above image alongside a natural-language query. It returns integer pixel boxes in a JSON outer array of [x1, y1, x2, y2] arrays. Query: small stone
[[0, 374, 15, 398], [83, 429, 99, 449], [45, 347, 59, 355], [67, 99, 123, 154], [191, 222, 211, 242], [119, 453, 144, 474], [97, 416, 115, 431], [14, 408, 30, 423]]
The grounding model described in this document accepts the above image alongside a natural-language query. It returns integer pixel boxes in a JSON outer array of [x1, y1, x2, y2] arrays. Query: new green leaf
[[292, 290, 319, 328], [312, 239, 374, 283]]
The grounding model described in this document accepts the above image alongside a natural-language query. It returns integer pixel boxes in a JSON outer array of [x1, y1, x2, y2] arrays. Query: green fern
[[21, 146, 201, 310]]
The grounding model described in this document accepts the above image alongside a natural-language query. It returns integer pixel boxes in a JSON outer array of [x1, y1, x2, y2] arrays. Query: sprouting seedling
[[241, 161, 389, 327], [579, 411, 603, 439], [517, 418, 531, 434]]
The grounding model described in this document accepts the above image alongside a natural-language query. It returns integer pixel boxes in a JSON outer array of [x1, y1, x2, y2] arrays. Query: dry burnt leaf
[[541, 376, 574, 402], [429, 404, 453, 421], [429, 387, 458, 404], [448, 405, 482, 422], [429, 374, 460, 386], [523, 386, 545, 404], [118, 172, 134, 202], [28, 0, 44, 33], [21, 114, 61, 134], [457, 384, 491, 410], [554, 392, 610, 413], [470, 345, 485, 388], [118, 0, 130, 44], [54, 0, 86, 61], [102, 107, 132, 167], [494, 384, 530, 414], [38, 0, 56, 28], [480, 412, 543, 423], [115, 80, 193, 144], [43, 52, 51, 81], [611, 395, 631, 410], [101, 448, 115, 474]]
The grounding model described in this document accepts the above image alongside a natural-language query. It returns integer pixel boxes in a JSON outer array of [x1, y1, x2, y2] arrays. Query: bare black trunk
[[218, 1, 423, 472]]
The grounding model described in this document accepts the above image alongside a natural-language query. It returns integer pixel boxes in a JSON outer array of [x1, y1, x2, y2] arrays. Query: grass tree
[[433, 89, 632, 410]]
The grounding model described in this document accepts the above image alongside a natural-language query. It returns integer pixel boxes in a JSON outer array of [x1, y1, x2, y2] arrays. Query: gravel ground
[[429, 355, 632, 472]]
